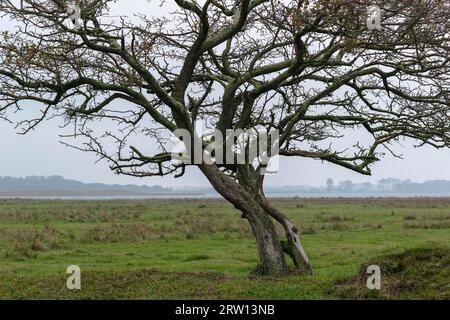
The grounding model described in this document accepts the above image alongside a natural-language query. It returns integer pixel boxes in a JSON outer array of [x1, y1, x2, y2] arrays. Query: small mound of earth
[[335, 247, 450, 300]]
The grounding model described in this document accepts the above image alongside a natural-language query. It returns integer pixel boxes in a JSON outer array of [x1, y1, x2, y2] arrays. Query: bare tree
[[1, 0, 449, 275]]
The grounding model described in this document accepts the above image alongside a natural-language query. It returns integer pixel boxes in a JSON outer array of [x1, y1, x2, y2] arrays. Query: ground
[[0, 198, 449, 300]]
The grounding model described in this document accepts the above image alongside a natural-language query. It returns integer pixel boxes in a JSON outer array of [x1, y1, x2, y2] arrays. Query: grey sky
[[1, 1, 449, 188], [2, 118, 449, 188]]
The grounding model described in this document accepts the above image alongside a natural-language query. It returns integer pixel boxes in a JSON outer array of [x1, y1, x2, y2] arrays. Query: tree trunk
[[259, 198, 313, 275], [240, 197, 287, 275], [199, 164, 311, 276]]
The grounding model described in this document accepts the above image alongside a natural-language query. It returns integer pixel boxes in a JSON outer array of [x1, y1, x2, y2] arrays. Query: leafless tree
[[1, 0, 449, 275]]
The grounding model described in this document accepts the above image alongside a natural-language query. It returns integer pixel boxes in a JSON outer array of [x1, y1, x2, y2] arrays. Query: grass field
[[0, 198, 449, 300]]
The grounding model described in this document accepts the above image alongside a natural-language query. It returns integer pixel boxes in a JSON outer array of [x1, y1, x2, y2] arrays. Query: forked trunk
[[199, 164, 312, 276], [259, 198, 313, 274], [241, 195, 312, 275]]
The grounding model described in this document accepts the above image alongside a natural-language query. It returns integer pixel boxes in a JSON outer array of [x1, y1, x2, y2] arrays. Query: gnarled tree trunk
[[200, 164, 312, 276], [259, 196, 312, 275], [241, 197, 287, 275]]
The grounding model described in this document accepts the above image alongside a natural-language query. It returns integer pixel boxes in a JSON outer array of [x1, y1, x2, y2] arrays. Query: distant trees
[[340, 180, 354, 192], [378, 178, 402, 192], [324, 179, 450, 194], [326, 178, 334, 191], [0, 176, 169, 193]]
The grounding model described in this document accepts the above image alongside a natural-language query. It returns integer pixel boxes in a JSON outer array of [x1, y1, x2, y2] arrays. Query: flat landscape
[[0, 198, 449, 300]]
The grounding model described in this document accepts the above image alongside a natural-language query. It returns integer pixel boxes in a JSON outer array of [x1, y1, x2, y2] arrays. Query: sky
[[0, 1, 449, 188]]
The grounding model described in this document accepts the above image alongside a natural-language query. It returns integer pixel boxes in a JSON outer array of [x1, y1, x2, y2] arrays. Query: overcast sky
[[1, 1, 449, 188]]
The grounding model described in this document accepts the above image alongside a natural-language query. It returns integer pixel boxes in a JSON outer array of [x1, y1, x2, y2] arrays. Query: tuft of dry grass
[[424, 213, 450, 221], [2, 225, 61, 258], [174, 214, 252, 239], [82, 223, 168, 242], [0, 202, 144, 224], [314, 213, 354, 223], [403, 222, 450, 229]]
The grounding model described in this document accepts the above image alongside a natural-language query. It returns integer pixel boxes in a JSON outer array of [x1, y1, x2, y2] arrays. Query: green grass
[[0, 198, 449, 300]]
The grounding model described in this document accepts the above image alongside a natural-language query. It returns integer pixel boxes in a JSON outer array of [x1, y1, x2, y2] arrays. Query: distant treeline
[[0, 176, 171, 194], [2, 176, 450, 196], [265, 178, 450, 194], [324, 178, 450, 194]]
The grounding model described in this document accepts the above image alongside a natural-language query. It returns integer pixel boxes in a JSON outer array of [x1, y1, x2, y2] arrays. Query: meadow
[[0, 198, 449, 300]]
